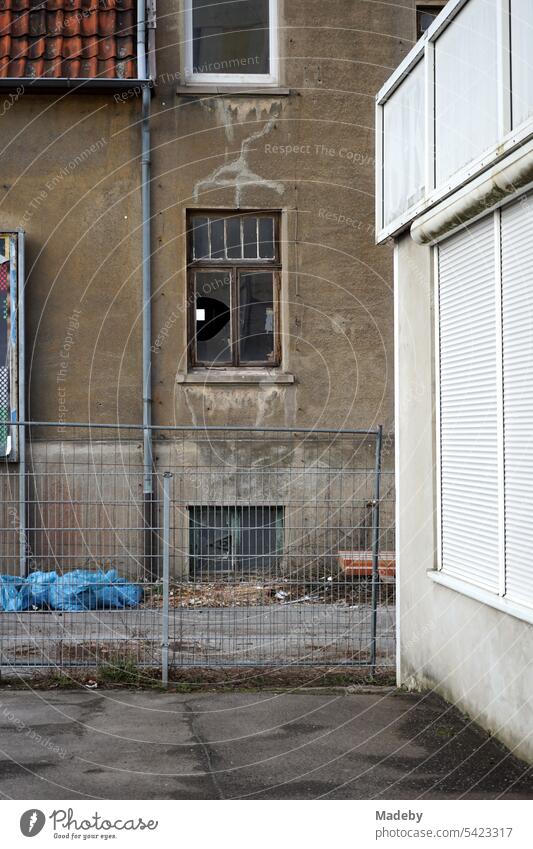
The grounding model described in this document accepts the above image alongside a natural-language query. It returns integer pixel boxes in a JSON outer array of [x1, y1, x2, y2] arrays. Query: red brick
[[0, 0, 12, 11], [0, 33, 10, 54], [0, 54, 9, 74], [12, 0, 28, 10]]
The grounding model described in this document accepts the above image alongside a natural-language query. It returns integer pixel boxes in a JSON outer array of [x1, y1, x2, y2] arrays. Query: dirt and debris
[[141, 579, 392, 609]]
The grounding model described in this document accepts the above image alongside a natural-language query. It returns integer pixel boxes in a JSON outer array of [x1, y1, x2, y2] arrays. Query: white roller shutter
[[501, 199, 533, 607], [438, 215, 500, 592]]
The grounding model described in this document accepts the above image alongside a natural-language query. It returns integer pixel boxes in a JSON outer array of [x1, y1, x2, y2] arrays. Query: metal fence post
[[370, 425, 383, 676], [161, 472, 172, 688]]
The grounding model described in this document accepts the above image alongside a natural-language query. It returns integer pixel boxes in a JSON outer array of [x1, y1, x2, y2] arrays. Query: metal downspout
[[138, 0, 154, 575]]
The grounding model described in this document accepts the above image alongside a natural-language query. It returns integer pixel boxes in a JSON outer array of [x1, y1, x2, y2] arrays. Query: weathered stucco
[[0, 1, 419, 438]]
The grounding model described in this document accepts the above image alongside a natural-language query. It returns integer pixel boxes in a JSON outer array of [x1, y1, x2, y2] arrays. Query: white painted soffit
[[410, 139, 533, 245]]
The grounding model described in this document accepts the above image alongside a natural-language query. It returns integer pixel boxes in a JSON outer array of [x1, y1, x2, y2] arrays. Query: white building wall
[[395, 232, 533, 765]]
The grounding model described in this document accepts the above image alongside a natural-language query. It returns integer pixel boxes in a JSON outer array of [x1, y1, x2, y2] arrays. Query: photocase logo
[[20, 809, 46, 837]]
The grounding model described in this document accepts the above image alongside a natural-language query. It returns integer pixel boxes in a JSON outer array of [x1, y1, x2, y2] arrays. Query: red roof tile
[[0, 0, 136, 78]]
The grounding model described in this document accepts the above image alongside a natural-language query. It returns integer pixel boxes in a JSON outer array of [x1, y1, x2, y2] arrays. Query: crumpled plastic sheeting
[[0, 569, 143, 612]]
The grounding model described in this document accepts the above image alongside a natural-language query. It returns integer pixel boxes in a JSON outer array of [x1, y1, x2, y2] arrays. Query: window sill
[[176, 369, 295, 385], [427, 569, 533, 626], [175, 85, 291, 97]]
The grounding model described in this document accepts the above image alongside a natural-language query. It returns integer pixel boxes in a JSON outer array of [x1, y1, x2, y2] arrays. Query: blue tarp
[[0, 569, 143, 612]]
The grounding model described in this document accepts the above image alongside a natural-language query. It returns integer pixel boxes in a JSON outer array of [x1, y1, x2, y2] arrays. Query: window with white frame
[[184, 0, 278, 85], [436, 194, 533, 610]]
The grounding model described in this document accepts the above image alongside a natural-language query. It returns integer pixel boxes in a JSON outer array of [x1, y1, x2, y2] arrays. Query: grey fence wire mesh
[[0, 423, 395, 677]]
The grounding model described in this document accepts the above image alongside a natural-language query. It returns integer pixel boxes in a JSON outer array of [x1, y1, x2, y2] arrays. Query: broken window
[[0, 233, 20, 460], [189, 506, 284, 578], [188, 212, 281, 368], [185, 0, 278, 84]]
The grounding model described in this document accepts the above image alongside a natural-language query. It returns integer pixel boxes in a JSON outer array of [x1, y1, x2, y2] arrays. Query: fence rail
[[0, 422, 395, 679]]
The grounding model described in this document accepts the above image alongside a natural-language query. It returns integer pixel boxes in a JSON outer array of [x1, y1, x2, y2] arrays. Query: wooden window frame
[[187, 211, 282, 369]]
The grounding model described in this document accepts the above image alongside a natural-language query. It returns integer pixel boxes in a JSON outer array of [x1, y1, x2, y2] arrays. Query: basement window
[[184, 0, 279, 85], [187, 211, 281, 368], [188, 506, 284, 578]]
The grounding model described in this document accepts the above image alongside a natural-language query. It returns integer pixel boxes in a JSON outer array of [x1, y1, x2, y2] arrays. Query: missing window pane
[[192, 0, 270, 76], [242, 216, 258, 258], [239, 271, 275, 362], [195, 270, 232, 364]]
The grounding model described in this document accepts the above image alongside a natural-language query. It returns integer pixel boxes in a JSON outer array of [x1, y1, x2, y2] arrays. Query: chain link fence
[[0, 423, 395, 679]]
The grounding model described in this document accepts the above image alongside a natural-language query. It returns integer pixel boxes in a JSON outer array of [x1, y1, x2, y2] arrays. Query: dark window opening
[[416, 4, 445, 39], [188, 211, 281, 368], [189, 506, 284, 578], [192, 0, 270, 76]]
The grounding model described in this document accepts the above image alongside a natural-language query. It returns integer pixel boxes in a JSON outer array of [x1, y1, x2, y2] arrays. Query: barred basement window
[[188, 506, 284, 578], [187, 211, 281, 368]]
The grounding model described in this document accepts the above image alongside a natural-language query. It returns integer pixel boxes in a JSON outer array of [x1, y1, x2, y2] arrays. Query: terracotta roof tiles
[[0, 0, 137, 77]]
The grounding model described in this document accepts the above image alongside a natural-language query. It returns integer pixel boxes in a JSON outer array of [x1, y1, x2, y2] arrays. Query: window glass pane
[[209, 216, 225, 258], [226, 216, 242, 258], [242, 216, 258, 258], [189, 507, 232, 576], [383, 59, 425, 226], [416, 5, 444, 40], [258, 216, 274, 258], [192, 0, 270, 76], [435, 0, 498, 185], [511, 0, 533, 128], [192, 215, 209, 259], [239, 271, 274, 362], [195, 270, 232, 364]]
